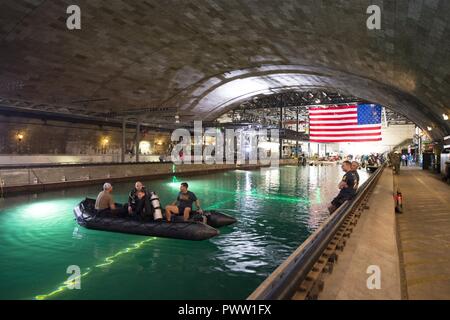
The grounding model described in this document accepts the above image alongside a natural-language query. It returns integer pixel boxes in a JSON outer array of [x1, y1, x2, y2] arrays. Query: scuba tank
[[150, 192, 163, 221]]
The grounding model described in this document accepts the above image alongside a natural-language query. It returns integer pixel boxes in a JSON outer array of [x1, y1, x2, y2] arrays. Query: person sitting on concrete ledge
[[328, 161, 357, 214], [351, 161, 360, 189]]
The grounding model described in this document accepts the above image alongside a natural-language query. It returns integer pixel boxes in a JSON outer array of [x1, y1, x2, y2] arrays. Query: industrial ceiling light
[[427, 126, 432, 131], [443, 113, 449, 120]]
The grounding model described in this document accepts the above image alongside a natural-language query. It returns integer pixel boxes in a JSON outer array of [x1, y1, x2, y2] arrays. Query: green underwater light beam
[[35, 269, 92, 300], [207, 187, 310, 205], [34, 237, 158, 300]]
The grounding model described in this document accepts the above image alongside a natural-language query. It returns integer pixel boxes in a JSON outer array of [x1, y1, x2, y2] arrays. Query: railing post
[[136, 120, 140, 163], [122, 118, 126, 163]]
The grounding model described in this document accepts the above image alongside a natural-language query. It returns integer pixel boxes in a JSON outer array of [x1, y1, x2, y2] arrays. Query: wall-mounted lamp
[[16, 132, 24, 142], [101, 137, 110, 146]]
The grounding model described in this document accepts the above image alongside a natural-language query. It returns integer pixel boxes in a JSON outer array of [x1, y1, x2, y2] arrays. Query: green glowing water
[[0, 165, 367, 299]]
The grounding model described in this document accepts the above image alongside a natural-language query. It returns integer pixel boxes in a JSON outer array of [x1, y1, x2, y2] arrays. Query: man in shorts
[[165, 182, 203, 222]]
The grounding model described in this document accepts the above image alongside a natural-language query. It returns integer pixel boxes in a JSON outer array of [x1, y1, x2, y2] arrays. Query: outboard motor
[[150, 192, 163, 221]]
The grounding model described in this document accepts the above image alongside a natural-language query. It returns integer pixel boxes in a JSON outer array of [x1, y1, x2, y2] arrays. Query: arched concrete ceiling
[[0, 0, 449, 139]]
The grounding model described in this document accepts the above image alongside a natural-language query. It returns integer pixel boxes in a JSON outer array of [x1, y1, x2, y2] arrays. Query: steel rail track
[[248, 164, 386, 300]]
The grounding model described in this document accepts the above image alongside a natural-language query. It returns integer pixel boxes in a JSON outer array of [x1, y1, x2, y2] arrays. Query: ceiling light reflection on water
[[22, 201, 63, 220], [0, 165, 368, 299]]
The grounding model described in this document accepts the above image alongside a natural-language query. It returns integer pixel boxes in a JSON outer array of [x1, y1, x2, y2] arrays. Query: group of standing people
[[401, 153, 413, 166], [94, 181, 203, 222]]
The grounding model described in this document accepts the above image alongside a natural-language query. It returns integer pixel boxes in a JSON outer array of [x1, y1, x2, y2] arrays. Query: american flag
[[309, 104, 382, 143]]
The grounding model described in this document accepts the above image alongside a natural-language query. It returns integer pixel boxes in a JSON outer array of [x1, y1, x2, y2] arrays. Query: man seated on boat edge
[[165, 182, 204, 222]]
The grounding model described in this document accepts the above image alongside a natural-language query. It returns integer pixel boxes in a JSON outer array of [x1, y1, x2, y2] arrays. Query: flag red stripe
[[310, 132, 382, 137], [309, 105, 357, 111], [309, 126, 382, 132], [309, 122, 369, 127], [309, 116, 357, 121], [309, 110, 357, 115], [309, 111, 357, 116], [309, 124, 381, 131], [309, 138, 382, 143]]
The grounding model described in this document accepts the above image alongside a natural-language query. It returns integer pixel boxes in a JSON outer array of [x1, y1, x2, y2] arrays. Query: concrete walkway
[[320, 168, 402, 300], [396, 167, 450, 300]]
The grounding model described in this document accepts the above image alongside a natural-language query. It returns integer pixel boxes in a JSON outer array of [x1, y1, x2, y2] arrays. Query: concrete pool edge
[[0, 159, 298, 196]]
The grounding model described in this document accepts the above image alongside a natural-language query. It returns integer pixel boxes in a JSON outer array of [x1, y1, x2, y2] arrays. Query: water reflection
[[0, 165, 369, 299]]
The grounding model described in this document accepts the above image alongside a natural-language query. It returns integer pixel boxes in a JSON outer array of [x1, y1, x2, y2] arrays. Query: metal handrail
[[0, 160, 174, 170], [248, 164, 385, 300]]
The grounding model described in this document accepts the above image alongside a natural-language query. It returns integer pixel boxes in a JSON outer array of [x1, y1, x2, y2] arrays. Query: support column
[[279, 107, 283, 158], [121, 118, 126, 163], [418, 135, 422, 165], [296, 107, 299, 157], [136, 119, 141, 163]]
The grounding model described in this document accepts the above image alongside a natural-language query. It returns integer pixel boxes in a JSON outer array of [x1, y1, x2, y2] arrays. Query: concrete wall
[[0, 115, 171, 155], [0, 159, 297, 194], [0, 154, 161, 165]]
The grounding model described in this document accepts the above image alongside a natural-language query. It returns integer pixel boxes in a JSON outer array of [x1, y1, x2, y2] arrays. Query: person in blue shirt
[[165, 182, 203, 222]]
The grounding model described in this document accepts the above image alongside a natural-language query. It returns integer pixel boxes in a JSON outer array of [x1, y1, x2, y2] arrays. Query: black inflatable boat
[[73, 198, 236, 241]]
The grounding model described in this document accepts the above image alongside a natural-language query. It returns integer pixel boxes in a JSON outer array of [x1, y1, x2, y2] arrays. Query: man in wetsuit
[[328, 161, 357, 214], [127, 181, 152, 218], [165, 182, 203, 222]]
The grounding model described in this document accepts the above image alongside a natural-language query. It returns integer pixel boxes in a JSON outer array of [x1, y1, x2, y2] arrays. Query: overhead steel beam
[[0, 104, 173, 132]]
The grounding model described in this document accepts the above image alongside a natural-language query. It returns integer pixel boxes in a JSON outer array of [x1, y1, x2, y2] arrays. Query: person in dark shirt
[[351, 161, 360, 189], [165, 182, 203, 222], [127, 181, 152, 218], [328, 161, 357, 214]]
